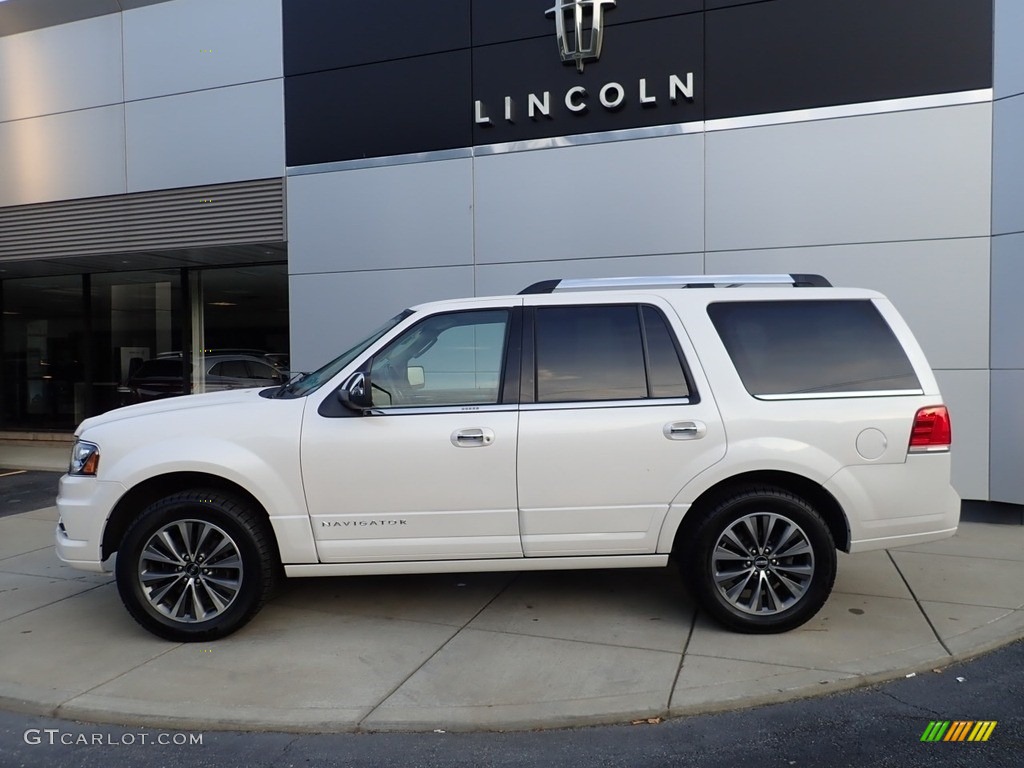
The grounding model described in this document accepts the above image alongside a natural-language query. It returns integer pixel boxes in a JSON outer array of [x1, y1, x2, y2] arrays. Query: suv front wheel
[[115, 490, 277, 642], [684, 487, 837, 633]]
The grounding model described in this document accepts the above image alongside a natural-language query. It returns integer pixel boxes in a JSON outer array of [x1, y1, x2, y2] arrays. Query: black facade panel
[[471, 0, 556, 46], [472, 15, 703, 146], [284, 0, 993, 167], [283, 0, 471, 75], [704, 0, 772, 9], [705, 0, 993, 120], [471, 0, 702, 46], [285, 51, 473, 166]]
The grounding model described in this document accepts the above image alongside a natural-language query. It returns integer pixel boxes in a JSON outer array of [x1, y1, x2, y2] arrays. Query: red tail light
[[909, 406, 951, 452]]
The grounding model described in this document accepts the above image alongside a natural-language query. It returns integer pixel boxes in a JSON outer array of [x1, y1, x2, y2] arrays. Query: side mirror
[[337, 371, 373, 412]]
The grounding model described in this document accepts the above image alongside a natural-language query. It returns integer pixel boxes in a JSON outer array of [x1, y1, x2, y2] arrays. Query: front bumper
[[54, 475, 127, 573]]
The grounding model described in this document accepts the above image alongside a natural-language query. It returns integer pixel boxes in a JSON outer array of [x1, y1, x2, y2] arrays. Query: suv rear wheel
[[115, 490, 277, 642], [684, 487, 837, 633]]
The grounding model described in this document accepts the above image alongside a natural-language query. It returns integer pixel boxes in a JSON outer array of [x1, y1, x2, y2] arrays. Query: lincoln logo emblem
[[546, 0, 617, 73]]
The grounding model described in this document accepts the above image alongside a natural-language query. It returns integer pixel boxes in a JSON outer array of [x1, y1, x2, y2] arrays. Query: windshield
[[278, 310, 413, 397]]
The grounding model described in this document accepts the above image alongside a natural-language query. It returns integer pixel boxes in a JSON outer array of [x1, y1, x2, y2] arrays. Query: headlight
[[69, 440, 100, 476]]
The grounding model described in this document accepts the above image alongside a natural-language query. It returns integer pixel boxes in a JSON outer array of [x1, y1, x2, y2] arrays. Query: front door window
[[369, 309, 510, 408]]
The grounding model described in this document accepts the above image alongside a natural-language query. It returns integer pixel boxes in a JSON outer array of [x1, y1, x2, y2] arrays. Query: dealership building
[[0, 0, 1021, 508]]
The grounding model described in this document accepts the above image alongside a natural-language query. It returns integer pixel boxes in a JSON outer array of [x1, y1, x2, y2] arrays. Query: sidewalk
[[0, 503, 1022, 733]]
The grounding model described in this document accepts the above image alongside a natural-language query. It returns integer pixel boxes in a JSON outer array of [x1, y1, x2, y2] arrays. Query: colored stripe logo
[[921, 721, 997, 742]]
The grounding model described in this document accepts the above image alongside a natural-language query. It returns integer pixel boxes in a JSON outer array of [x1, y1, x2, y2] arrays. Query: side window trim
[[520, 397, 691, 412], [500, 307, 523, 405], [368, 404, 521, 416], [520, 307, 537, 405], [637, 304, 654, 399]]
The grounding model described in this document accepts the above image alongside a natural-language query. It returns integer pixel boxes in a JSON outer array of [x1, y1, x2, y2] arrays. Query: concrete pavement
[[2, 440, 1023, 732], [1, 500, 1023, 733]]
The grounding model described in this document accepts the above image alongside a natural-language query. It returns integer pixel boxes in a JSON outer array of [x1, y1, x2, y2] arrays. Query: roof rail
[[518, 274, 831, 294]]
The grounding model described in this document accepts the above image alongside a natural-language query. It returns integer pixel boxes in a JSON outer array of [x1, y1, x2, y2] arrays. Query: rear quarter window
[[707, 300, 920, 398]]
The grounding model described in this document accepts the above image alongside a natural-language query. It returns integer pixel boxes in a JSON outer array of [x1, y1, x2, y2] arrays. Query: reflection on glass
[[2, 275, 85, 430], [536, 305, 647, 402], [369, 310, 509, 407]]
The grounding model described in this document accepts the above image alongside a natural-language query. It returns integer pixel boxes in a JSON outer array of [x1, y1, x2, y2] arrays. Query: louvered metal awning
[[0, 178, 286, 277]]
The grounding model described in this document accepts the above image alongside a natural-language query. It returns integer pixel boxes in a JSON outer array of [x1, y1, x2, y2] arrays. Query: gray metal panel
[[991, 370, 1024, 504], [473, 134, 705, 264], [475, 253, 705, 297], [0, 1, 172, 37], [991, 233, 1024, 369], [0, 179, 283, 262], [933, 370, 989, 501], [119, 1, 177, 10], [288, 267, 475, 373], [0, 105, 126, 207], [125, 79, 284, 193], [0, 14, 123, 122], [995, 0, 1024, 99], [992, 93, 1024, 237], [123, 0, 282, 100], [287, 159, 474, 275], [0, 0, 117, 36], [706, 103, 993, 251], [706, 238, 990, 372]]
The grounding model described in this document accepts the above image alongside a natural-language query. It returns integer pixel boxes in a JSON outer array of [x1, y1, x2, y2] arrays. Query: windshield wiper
[[275, 371, 310, 398]]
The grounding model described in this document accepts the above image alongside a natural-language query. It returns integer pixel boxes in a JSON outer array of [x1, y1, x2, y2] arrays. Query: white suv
[[56, 274, 959, 641]]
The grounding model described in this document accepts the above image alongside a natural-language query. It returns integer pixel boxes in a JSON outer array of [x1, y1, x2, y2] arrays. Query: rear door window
[[707, 300, 920, 398], [533, 304, 690, 403]]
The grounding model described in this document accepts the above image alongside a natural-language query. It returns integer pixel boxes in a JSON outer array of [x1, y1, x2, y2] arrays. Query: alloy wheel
[[137, 519, 244, 623], [711, 512, 815, 615]]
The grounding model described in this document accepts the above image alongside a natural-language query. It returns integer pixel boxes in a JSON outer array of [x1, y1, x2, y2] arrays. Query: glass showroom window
[[1, 275, 86, 430], [90, 271, 183, 411], [191, 266, 290, 393]]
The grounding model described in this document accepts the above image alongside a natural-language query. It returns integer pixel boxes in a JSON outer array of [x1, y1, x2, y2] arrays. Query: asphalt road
[[0, 469, 60, 519], [0, 639, 1020, 768]]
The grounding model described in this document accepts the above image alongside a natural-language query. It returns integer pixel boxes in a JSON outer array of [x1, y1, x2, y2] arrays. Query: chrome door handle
[[451, 428, 495, 447], [664, 421, 706, 440]]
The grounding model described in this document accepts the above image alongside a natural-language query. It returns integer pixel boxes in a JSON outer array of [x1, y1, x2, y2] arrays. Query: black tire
[[115, 489, 277, 642], [682, 486, 837, 634]]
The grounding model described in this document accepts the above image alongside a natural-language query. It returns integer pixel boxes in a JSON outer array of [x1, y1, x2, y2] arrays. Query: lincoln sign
[[474, 72, 694, 125], [469, 1, 700, 143]]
